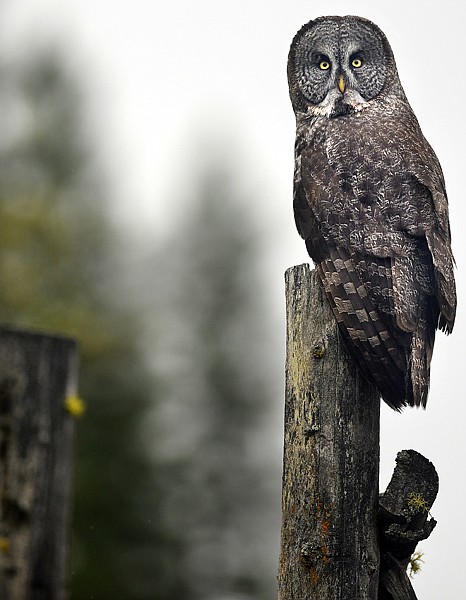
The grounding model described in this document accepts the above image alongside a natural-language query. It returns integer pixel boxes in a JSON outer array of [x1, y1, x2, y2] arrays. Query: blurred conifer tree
[[151, 164, 281, 599]]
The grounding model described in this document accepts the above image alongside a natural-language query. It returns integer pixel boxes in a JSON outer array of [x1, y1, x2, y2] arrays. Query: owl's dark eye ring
[[351, 57, 363, 68]]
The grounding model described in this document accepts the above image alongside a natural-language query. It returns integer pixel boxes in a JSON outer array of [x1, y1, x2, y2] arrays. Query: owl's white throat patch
[[308, 88, 370, 118]]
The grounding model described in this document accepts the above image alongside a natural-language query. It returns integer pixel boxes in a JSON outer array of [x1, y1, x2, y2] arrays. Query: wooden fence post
[[278, 264, 380, 599], [0, 326, 79, 600]]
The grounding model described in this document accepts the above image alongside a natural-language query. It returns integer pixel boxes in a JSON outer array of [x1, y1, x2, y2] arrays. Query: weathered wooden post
[[278, 264, 380, 599], [0, 326, 79, 600]]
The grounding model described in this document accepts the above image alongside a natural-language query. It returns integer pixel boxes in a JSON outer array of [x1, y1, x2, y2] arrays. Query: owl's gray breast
[[295, 104, 437, 263]]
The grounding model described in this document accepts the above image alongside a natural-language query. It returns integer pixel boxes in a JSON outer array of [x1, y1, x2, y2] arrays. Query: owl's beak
[[338, 75, 346, 94]]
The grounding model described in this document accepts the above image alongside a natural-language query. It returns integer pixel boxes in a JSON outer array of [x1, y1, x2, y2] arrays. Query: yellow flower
[[0, 538, 10, 553], [64, 395, 86, 418]]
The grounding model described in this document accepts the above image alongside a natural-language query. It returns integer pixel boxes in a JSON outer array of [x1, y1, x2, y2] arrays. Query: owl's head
[[288, 16, 401, 118]]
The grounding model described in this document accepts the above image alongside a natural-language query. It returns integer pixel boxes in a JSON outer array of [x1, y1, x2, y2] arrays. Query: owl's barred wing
[[317, 246, 413, 409], [319, 245, 437, 409]]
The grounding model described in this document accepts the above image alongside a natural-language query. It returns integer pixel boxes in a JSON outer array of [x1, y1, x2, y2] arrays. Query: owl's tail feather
[[317, 248, 412, 410], [408, 310, 435, 408]]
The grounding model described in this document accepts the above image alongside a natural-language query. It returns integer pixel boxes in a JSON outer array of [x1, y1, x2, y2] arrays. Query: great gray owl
[[287, 16, 456, 410]]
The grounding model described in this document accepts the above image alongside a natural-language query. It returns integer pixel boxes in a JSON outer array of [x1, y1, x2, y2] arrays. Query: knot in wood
[[300, 542, 318, 567]]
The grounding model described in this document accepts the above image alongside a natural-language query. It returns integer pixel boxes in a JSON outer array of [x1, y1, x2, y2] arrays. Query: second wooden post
[[0, 327, 79, 600]]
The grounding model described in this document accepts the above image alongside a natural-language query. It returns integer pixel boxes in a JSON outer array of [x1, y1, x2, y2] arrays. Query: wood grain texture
[[0, 326, 78, 600], [278, 264, 380, 599]]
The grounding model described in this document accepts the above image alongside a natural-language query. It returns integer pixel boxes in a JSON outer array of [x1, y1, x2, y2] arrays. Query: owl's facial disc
[[290, 17, 389, 118]]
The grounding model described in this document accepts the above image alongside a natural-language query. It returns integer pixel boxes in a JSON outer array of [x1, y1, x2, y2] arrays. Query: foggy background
[[0, 0, 463, 598]]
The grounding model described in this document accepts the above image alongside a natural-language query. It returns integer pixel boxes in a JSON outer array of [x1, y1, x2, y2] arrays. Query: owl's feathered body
[[288, 16, 456, 409]]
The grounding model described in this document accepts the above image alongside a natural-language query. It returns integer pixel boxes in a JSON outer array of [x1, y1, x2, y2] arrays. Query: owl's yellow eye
[[351, 57, 363, 68], [319, 60, 331, 70]]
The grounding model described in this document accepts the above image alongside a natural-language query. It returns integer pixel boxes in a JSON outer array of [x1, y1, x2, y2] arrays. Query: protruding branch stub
[[378, 449, 438, 600]]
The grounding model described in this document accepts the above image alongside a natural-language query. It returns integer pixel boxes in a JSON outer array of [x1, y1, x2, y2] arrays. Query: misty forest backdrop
[[0, 38, 283, 599]]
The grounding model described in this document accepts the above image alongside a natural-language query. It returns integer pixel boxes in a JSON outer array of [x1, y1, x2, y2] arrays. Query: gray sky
[[2, 0, 465, 596]]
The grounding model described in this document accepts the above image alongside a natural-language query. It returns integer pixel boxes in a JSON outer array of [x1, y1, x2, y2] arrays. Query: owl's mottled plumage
[[288, 16, 456, 410]]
